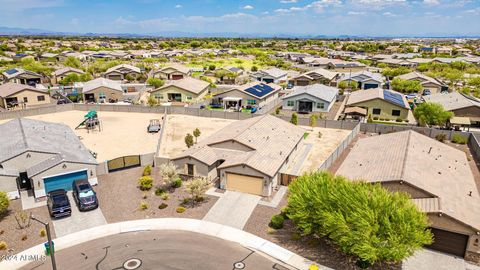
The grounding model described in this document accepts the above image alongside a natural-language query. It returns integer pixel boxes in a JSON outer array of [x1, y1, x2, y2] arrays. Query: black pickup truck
[[47, 189, 72, 218]]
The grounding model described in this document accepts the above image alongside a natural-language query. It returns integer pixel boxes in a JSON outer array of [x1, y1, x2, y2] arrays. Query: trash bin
[[44, 241, 54, 256]]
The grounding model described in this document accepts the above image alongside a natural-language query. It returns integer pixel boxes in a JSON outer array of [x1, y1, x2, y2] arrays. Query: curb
[[0, 218, 327, 270]]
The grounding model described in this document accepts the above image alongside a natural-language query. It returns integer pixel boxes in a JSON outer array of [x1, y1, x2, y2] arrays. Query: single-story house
[[149, 77, 210, 103], [282, 84, 338, 113], [300, 57, 366, 72], [153, 64, 191, 80], [0, 83, 51, 109], [212, 82, 281, 110], [336, 71, 384, 90], [52, 67, 85, 84], [290, 68, 339, 87], [396, 72, 446, 94], [336, 130, 480, 262], [172, 115, 305, 196], [104, 64, 141, 81], [346, 88, 410, 121], [0, 118, 98, 199], [423, 92, 480, 126], [81, 78, 123, 103], [251, 68, 288, 84], [1, 68, 43, 86]]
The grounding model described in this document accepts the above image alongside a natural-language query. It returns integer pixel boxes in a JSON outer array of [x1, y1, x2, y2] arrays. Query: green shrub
[[286, 171, 432, 265], [160, 193, 169, 200], [176, 206, 186, 213], [172, 179, 182, 188], [0, 191, 9, 215], [138, 176, 153, 191], [140, 201, 148, 210], [143, 165, 152, 176], [435, 133, 447, 143], [0, 241, 7, 250], [452, 134, 468, 144], [39, 229, 46, 238], [395, 118, 403, 122], [155, 188, 166, 196], [275, 107, 280, 115], [182, 197, 191, 205], [373, 116, 379, 120], [269, 214, 285, 229], [158, 203, 168, 209]]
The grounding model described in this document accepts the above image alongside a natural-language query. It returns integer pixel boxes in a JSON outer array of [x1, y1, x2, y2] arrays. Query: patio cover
[[223, 97, 242, 101], [450, 116, 471, 126]]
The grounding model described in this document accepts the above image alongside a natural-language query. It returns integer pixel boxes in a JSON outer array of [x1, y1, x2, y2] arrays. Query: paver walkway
[[403, 249, 480, 270], [52, 193, 107, 237], [203, 191, 260, 229]]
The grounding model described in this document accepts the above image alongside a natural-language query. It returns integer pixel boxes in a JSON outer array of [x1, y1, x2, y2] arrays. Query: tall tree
[[185, 133, 194, 148], [193, 128, 201, 144], [414, 102, 454, 127]]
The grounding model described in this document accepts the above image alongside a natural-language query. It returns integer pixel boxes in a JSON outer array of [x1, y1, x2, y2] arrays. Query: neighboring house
[[336, 71, 384, 90], [210, 66, 245, 84], [0, 119, 98, 199], [396, 72, 445, 94], [40, 52, 59, 61], [52, 67, 85, 84], [0, 83, 51, 109], [377, 58, 416, 68], [81, 78, 123, 103], [300, 57, 366, 72], [212, 82, 281, 110], [436, 46, 453, 55], [153, 64, 191, 80], [282, 84, 338, 113], [336, 130, 480, 261], [251, 68, 288, 84], [12, 53, 34, 61], [149, 77, 210, 103], [423, 92, 480, 126], [346, 88, 410, 121], [104, 64, 141, 81], [172, 115, 305, 197], [1, 68, 43, 86], [290, 68, 339, 86]]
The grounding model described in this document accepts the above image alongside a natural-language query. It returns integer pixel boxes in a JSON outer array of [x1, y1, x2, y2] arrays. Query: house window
[[372, 108, 381, 115], [99, 92, 106, 99], [187, 96, 193, 100], [247, 99, 257, 105], [187, 164, 194, 175], [392, 110, 401, 116], [37, 95, 45, 101], [317, 103, 325, 109], [154, 93, 163, 99], [287, 100, 294, 107], [23, 97, 28, 103]]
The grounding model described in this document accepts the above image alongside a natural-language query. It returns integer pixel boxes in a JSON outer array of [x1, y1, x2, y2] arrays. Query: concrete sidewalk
[[203, 191, 261, 229], [403, 249, 480, 270]]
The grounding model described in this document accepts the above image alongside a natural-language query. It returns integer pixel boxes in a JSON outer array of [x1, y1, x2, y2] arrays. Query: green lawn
[[372, 120, 409, 126], [207, 105, 224, 111]]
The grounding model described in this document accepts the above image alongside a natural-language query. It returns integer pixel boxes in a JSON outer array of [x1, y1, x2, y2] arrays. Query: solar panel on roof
[[244, 83, 275, 98], [5, 68, 18, 75], [383, 90, 405, 108]]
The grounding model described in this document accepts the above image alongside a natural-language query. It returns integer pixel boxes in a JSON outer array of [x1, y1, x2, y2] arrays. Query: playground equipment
[[75, 110, 102, 132]]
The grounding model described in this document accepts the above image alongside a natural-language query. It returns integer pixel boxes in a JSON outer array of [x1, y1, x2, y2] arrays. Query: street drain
[[123, 258, 142, 270], [234, 261, 245, 269]]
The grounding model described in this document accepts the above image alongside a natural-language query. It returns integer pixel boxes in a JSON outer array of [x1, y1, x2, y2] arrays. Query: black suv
[[72, 180, 99, 211], [47, 189, 72, 218]]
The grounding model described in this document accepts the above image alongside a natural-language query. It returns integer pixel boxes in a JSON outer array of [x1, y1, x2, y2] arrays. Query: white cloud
[[382, 11, 398, 17], [242, 5, 254, 10], [280, 0, 298, 3], [423, 0, 439, 5], [175, 4, 182, 8], [348, 11, 366, 15]]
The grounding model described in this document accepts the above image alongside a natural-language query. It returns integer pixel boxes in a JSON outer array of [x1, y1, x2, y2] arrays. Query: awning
[[450, 116, 471, 126], [223, 97, 242, 101], [344, 106, 367, 116]]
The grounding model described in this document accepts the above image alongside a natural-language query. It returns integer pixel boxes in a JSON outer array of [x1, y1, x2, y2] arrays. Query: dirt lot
[[159, 114, 235, 158], [300, 126, 351, 173], [96, 167, 218, 223], [0, 111, 163, 161], [0, 200, 54, 260]]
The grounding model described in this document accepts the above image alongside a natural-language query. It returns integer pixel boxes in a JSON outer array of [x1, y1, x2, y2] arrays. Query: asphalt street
[[22, 230, 293, 270]]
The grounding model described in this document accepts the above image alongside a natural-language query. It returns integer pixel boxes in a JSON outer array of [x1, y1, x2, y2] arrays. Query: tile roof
[[346, 88, 409, 109], [53, 67, 85, 77], [82, 78, 123, 93], [105, 64, 141, 74], [397, 71, 442, 86], [2, 68, 41, 79], [154, 77, 210, 95], [0, 82, 47, 98], [423, 92, 480, 111], [282, 84, 338, 103]]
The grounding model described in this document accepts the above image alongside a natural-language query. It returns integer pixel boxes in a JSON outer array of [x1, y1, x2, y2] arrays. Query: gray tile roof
[[53, 67, 85, 77], [0, 82, 47, 98], [154, 77, 210, 95], [0, 118, 97, 177], [82, 78, 123, 93], [105, 64, 141, 74], [423, 92, 480, 111], [347, 88, 409, 109], [282, 84, 338, 103]]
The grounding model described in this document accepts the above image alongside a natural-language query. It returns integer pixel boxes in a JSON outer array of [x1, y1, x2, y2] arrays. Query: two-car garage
[[43, 170, 88, 194], [427, 228, 469, 257], [225, 173, 263, 196]]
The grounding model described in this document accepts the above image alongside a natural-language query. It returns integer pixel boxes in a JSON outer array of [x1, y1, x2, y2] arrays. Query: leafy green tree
[[290, 113, 298, 125], [381, 67, 411, 78], [309, 114, 317, 131], [147, 95, 158, 107], [185, 133, 194, 148], [286, 171, 432, 265], [251, 65, 258, 72], [0, 191, 9, 215], [193, 128, 201, 144], [64, 56, 82, 69], [159, 162, 181, 187], [147, 77, 165, 88], [185, 177, 212, 206], [414, 102, 454, 127], [59, 73, 92, 85], [391, 78, 422, 93]]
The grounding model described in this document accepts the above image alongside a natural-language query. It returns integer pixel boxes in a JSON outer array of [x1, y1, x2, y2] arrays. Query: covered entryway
[[298, 100, 313, 113], [171, 74, 184, 80], [427, 228, 468, 257], [43, 170, 88, 194], [168, 93, 182, 102], [364, 83, 379, 89], [226, 173, 263, 196]]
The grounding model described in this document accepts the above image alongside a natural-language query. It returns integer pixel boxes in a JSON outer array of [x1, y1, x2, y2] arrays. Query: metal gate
[[107, 155, 141, 172]]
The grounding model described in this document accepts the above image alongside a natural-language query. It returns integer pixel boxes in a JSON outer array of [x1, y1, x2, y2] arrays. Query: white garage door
[[226, 173, 263, 196]]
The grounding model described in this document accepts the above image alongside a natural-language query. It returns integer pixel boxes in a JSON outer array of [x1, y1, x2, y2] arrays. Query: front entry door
[[18, 172, 32, 190], [298, 101, 313, 113]]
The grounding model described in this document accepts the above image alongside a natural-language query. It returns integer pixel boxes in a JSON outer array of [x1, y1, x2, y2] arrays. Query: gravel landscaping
[[95, 167, 218, 223], [0, 200, 55, 260]]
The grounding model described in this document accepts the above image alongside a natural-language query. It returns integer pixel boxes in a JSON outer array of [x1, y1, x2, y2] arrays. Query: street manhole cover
[[123, 258, 142, 270], [234, 261, 245, 269]]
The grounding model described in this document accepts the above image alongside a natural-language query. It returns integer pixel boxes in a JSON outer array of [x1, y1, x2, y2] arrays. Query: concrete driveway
[[22, 230, 294, 270], [203, 191, 261, 229], [403, 249, 480, 270], [52, 193, 107, 237]]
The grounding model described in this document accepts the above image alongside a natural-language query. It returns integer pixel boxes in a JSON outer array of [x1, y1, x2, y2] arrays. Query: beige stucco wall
[[1, 151, 56, 172], [215, 89, 278, 108], [5, 90, 51, 108], [154, 69, 187, 80], [219, 165, 271, 196], [382, 181, 433, 198], [0, 175, 18, 195], [421, 82, 442, 94], [83, 86, 123, 102], [151, 85, 207, 103], [349, 98, 409, 121], [209, 140, 254, 152]]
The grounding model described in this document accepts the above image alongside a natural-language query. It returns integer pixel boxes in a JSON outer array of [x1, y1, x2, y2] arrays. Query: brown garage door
[[171, 74, 184, 80], [427, 228, 468, 257], [226, 173, 263, 196]]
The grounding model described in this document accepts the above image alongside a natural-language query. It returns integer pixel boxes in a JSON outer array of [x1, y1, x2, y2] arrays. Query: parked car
[[47, 189, 71, 218], [405, 93, 417, 100], [422, 89, 431, 96], [72, 180, 99, 211], [147, 119, 161, 133]]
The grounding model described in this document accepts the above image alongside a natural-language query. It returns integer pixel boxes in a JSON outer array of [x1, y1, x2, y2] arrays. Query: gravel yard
[[95, 167, 218, 223], [0, 200, 55, 260]]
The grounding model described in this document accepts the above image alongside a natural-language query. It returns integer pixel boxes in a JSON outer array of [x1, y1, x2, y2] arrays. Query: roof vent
[[469, 191, 473, 197], [428, 147, 432, 154]]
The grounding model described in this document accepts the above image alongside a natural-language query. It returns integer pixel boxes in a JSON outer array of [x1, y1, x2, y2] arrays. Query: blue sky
[[0, 0, 479, 36]]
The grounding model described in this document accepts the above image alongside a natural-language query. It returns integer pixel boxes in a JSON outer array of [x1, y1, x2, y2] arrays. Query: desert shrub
[[275, 107, 280, 115], [176, 206, 186, 213], [172, 179, 182, 188], [0, 241, 7, 250], [39, 229, 46, 237], [140, 201, 148, 210], [160, 193, 169, 200], [269, 214, 285, 229], [21, 234, 28, 241], [396, 118, 403, 122], [435, 133, 447, 143], [286, 171, 432, 265], [0, 191, 9, 215], [155, 188, 167, 196], [138, 176, 153, 191], [452, 134, 468, 144], [373, 116, 379, 120], [158, 203, 168, 209], [143, 165, 152, 176]]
